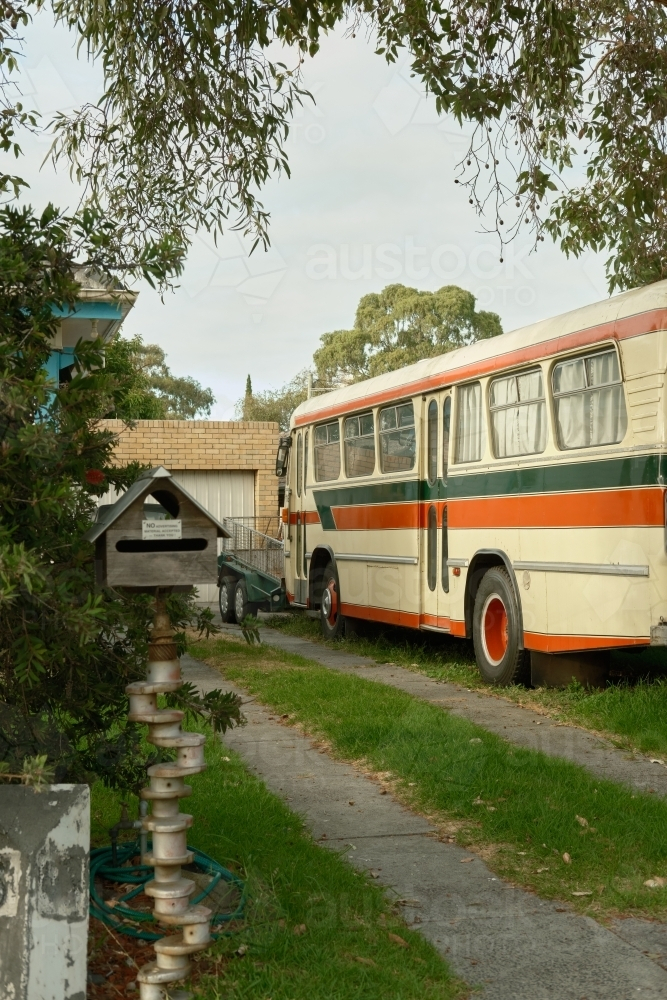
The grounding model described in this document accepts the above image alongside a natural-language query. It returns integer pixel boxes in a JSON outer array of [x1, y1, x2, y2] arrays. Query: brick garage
[[101, 419, 279, 600]]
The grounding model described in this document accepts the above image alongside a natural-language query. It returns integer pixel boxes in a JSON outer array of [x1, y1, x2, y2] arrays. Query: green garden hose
[[90, 841, 246, 941]]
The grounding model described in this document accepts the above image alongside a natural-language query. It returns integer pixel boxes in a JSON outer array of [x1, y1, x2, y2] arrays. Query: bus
[[276, 281, 667, 685]]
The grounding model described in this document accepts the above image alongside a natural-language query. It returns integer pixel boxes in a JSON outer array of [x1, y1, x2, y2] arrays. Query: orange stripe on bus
[[447, 488, 664, 529], [294, 308, 667, 426], [289, 511, 321, 525], [524, 631, 649, 653], [340, 602, 420, 628], [449, 619, 467, 638], [420, 614, 452, 631], [331, 503, 420, 530]]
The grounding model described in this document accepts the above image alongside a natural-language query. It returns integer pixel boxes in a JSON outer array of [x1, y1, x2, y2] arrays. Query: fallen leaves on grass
[[293, 924, 307, 935], [644, 877, 667, 888], [355, 956, 377, 967], [575, 815, 589, 828], [572, 891, 593, 897], [563, 853, 572, 864], [388, 933, 409, 948]]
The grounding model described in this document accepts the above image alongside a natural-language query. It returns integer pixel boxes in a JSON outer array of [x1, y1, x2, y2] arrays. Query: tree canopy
[[0, 2, 659, 288], [314, 284, 502, 386], [0, 205, 238, 787], [240, 283, 502, 428], [105, 335, 216, 420], [5, 0, 658, 290]]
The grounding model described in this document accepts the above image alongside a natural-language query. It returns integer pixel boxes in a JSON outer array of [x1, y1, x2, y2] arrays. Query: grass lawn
[[191, 633, 667, 923], [263, 612, 667, 757], [91, 730, 465, 1000]]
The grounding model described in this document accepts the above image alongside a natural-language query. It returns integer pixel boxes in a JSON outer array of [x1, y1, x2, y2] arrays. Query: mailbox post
[[86, 467, 229, 1000]]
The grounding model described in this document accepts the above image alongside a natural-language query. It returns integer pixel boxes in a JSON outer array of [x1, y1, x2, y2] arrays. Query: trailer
[[217, 516, 287, 622]]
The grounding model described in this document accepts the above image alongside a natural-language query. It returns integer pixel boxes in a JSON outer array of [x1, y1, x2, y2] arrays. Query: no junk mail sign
[[85, 466, 230, 589]]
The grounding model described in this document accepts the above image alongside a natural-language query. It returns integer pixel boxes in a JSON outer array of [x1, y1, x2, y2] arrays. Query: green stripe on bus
[[313, 480, 419, 528], [446, 453, 667, 500]]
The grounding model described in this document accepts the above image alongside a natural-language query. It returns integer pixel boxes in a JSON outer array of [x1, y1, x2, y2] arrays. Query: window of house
[[296, 431, 303, 496], [314, 421, 341, 481], [344, 412, 375, 477], [427, 399, 438, 485], [552, 349, 628, 450], [454, 382, 486, 462], [442, 395, 451, 481], [379, 401, 416, 473], [490, 368, 547, 458]]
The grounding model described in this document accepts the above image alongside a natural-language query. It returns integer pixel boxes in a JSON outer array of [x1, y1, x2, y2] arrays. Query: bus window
[[379, 402, 416, 473], [490, 368, 546, 458], [314, 421, 341, 481], [427, 504, 437, 591], [344, 412, 375, 477], [552, 349, 628, 450], [454, 382, 486, 462], [442, 396, 451, 481], [296, 432, 303, 496], [441, 507, 449, 593], [427, 399, 438, 485], [304, 430, 309, 489]]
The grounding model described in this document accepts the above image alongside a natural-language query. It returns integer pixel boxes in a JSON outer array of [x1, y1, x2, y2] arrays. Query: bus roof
[[291, 279, 667, 429]]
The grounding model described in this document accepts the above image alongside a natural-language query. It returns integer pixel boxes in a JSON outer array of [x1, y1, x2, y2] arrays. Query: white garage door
[[170, 470, 255, 603]]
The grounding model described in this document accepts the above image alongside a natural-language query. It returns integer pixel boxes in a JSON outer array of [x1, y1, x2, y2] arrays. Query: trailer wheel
[[472, 566, 529, 686], [234, 579, 258, 623], [219, 577, 236, 623], [320, 563, 344, 640]]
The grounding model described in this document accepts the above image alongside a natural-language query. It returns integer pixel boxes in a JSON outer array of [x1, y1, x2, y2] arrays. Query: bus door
[[439, 393, 452, 626], [293, 429, 308, 605], [421, 395, 441, 628]]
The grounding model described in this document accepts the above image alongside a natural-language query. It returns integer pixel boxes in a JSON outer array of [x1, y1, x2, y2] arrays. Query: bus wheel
[[219, 576, 236, 623], [320, 563, 344, 639], [473, 567, 528, 686]]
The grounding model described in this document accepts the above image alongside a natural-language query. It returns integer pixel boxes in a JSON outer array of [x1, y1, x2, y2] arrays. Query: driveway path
[[183, 651, 667, 1000], [247, 622, 667, 798]]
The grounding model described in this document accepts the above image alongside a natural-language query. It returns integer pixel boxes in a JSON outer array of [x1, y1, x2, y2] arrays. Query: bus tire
[[472, 567, 528, 686], [219, 576, 236, 623], [320, 563, 344, 640]]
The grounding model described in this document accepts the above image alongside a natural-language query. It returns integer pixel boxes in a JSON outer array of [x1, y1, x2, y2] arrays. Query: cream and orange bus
[[276, 282, 667, 685]]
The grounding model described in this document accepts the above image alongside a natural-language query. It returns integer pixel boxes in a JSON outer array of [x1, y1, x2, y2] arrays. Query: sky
[[16, 13, 609, 419]]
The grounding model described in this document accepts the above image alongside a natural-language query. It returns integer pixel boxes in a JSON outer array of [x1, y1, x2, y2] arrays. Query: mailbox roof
[[85, 466, 231, 541]]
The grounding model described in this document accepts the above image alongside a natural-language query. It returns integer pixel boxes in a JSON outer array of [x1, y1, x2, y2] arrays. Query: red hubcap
[[482, 595, 508, 665]]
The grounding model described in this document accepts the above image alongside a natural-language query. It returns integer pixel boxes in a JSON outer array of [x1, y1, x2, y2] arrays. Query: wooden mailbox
[[85, 465, 229, 589]]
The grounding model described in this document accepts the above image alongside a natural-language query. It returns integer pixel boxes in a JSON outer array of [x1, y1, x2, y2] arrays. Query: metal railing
[[221, 516, 284, 580]]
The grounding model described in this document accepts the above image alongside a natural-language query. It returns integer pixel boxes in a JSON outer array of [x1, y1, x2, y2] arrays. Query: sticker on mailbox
[[142, 519, 182, 540]]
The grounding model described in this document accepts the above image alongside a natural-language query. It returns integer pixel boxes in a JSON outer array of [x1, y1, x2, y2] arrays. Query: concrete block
[[0, 784, 90, 1000]]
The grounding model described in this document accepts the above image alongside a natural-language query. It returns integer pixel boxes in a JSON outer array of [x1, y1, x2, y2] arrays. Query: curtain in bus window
[[455, 382, 485, 462], [553, 349, 627, 449], [314, 421, 341, 481], [304, 431, 309, 489], [344, 412, 375, 477], [379, 402, 416, 473], [427, 400, 438, 484], [427, 504, 437, 592], [490, 368, 546, 458], [296, 432, 303, 496]]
